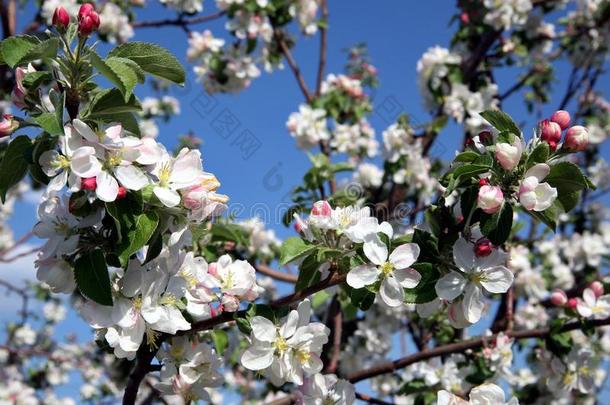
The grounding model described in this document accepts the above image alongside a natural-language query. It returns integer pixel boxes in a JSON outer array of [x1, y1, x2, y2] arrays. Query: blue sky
[[1, 0, 609, 402]]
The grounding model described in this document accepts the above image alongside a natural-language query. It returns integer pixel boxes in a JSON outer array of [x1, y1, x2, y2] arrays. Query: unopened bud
[[77, 4, 100, 36], [311, 200, 332, 217], [0, 114, 19, 137], [550, 289, 568, 306], [52, 7, 70, 32], [539, 119, 562, 143], [474, 238, 494, 257], [567, 298, 578, 310], [564, 125, 588, 152], [81, 177, 97, 191], [551, 110, 570, 130], [589, 281, 604, 298], [116, 186, 127, 200]]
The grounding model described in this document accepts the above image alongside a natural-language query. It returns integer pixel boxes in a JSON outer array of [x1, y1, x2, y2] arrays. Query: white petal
[[114, 165, 149, 191], [73, 119, 99, 143], [394, 267, 421, 288], [453, 238, 476, 271], [470, 383, 506, 403], [280, 310, 298, 338], [463, 283, 484, 323], [389, 243, 420, 269], [70, 147, 101, 177], [435, 271, 467, 301], [250, 316, 276, 342], [95, 171, 119, 202], [346, 264, 379, 289], [380, 276, 404, 307], [363, 237, 388, 265], [153, 186, 181, 207], [240, 345, 274, 371], [524, 163, 550, 181], [480, 266, 513, 293]]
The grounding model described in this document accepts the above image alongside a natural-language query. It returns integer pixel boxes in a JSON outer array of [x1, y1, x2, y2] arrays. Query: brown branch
[[131, 11, 226, 29], [0, 0, 16, 39], [345, 317, 610, 383], [323, 295, 342, 374], [356, 392, 395, 405], [315, 0, 328, 97], [275, 30, 313, 103], [256, 263, 298, 283], [122, 345, 159, 405]]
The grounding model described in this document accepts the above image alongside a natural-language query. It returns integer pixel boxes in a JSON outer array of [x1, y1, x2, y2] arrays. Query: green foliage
[[480, 203, 513, 245], [479, 110, 522, 138], [0, 35, 58, 68], [279, 237, 316, 265], [74, 249, 113, 306], [403, 263, 439, 304], [0, 136, 31, 203], [108, 42, 186, 85]]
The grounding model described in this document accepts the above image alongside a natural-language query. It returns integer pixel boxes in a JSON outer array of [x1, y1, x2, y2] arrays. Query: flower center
[[273, 334, 289, 354], [380, 261, 394, 276], [53, 155, 71, 170], [158, 163, 172, 187], [159, 293, 178, 306], [296, 349, 311, 364]]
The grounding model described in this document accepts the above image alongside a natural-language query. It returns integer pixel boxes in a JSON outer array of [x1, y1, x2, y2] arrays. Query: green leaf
[[0, 35, 40, 68], [480, 110, 521, 137], [279, 237, 316, 266], [106, 198, 158, 267], [411, 229, 439, 263], [211, 330, 229, 354], [0, 136, 31, 203], [85, 88, 141, 118], [557, 190, 580, 213], [108, 42, 185, 85], [295, 253, 321, 292], [398, 379, 428, 396], [527, 200, 562, 231], [74, 249, 113, 306], [454, 151, 479, 163], [546, 161, 592, 193], [526, 142, 550, 168], [89, 52, 130, 102], [15, 38, 59, 67], [32, 112, 63, 135], [348, 287, 375, 310], [480, 203, 513, 245], [22, 71, 53, 89], [403, 263, 439, 304]]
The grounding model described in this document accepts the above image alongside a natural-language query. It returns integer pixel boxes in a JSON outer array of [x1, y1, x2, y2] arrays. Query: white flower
[[549, 348, 596, 394], [187, 30, 225, 60], [286, 105, 329, 149], [208, 254, 260, 301], [435, 238, 513, 323], [519, 163, 557, 212], [437, 382, 519, 404], [33, 196, 81, 260], [241, 299, 329, 386], [151, 148, 205, 207], [36, 258, 76, 294], [298, 373, 356, 405], [14, 324, 36, 345], [161, 0, 203, 13], [354, 163, 383, 188], [577, 288, 610, 319], [495, 138, 523, 171], [98, 3, 134, 43], [347, 240, 421, 307]]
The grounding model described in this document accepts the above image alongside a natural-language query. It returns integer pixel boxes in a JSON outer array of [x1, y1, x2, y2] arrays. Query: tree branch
[[315, 0, 328, 97], [345, 317, 610, 383], [256, 263, 298, 283], [275, 30, 314, 103]]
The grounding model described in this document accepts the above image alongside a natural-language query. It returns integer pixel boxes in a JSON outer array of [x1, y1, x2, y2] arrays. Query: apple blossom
[[297, 373, 355, 405], [519, 163, 557, 211], [551, 110, 571, 130], [240, 299, 329, 386], [435, 237, 513, 323], [437, 382, 519, 404], [77, 3, 100, 36], [564, 125, 589, 151], [495, 138, 523, 171], [0, 114, 18, 137], [151, 148, 204, 207], [576, 288, 610, 319], [52, 7, 70, 31], [539, 119, 562, 143], [589, 280, 604, 297], [550, 289, 568, 306], [477, 185, 504, 214], [347, 239, 421, 307]]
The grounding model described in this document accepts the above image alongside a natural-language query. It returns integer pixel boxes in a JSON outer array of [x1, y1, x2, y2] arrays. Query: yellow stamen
[[380, 261, 394, 276]]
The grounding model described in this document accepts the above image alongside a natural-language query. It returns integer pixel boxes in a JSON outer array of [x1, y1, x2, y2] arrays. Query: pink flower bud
[[221, 294, 239, 312], [477, 185, 504, 214], [551, 110, 570, 130], [539, 119, 562, 143], [550, 289, 568, 306], [460, 12, 470, 24], [116, 186, 127, 200], [474, 238, 494, 257], [77, 4, 100, 36], [80, 177, 97, 191], [311, 200, 332, 217], [589, 281, 604, 298], [564, 125, 588, 152], [52, 7, 70, 31], [567, 298, 578, 310], [0, 114, 19, 137], [478, 178, 489, 187]]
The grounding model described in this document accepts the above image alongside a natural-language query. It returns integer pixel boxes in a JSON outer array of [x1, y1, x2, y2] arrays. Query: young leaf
[[84, 88, 141, 118], [0, 136, 32, 203], [74, 249, 113, 306], [526, 142, 550, 168], [108, 42, 186, 85], [480, 110, 521, 137], [279, 237, 316, 265], [211, 330, 229, 354], [545, 161, 592, 192], [32, 112, 63, 136], [15, 38, 59, 67], [295, 253, 321, 292], [480, 203, 513, 245], [0, 35, 40, 68]]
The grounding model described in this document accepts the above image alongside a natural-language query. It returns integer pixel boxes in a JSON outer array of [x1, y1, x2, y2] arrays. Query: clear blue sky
[[2, 1, 609, 402]]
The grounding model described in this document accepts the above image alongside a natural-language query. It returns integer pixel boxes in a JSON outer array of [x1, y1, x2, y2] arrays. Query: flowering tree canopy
[[0, 0, 609, 404]]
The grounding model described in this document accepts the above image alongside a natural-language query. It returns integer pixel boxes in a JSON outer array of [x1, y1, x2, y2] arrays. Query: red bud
[[474, 238, 494, 257], [116, 186, 127, 200], [81, 177, 97, 191], [52, 7, 70, 31]]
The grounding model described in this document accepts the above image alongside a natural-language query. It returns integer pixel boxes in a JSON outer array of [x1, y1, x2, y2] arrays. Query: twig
[[345, 317, 610, 383], [256, 263, 298, 283], [355, 393, 395, 405], [315, 0, 328, 97], [131, 11, 225, 29], [275, 30, 314, 103], [323, 295, 342, 374]]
